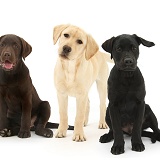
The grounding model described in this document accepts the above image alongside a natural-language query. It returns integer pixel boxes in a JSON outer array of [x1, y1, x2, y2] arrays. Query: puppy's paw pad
[[0, 129, 11, 137], [72, 134, 86, 142], [42, 129, 53, 138], [132, 143, 145, 152], [111, 145, 124, 155]]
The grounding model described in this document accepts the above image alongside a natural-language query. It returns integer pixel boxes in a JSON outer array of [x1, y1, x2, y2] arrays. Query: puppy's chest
[[64, 65, 76, 83], [58, 61, 85, 96], [63, 61, 81, 85], [1, 86, 21, 102]]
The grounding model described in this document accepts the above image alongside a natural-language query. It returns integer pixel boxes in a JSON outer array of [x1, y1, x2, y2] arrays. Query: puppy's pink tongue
[[4, 61, 13, 69]]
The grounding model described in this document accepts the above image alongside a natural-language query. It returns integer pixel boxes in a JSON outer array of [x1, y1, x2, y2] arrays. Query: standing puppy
[[99, 34, 160, 154], [53, 24, 112, 141], [0, 34, 54, 138]]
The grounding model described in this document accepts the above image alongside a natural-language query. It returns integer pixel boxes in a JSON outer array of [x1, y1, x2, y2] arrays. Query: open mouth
[[1, 60, 15, 71]]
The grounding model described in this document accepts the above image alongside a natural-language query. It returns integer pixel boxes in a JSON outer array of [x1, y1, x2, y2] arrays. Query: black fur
[[99, 34, 160, 155]]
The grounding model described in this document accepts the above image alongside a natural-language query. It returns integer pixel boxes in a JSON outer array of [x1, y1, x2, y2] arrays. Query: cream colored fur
[[53, 24, 113, 141]]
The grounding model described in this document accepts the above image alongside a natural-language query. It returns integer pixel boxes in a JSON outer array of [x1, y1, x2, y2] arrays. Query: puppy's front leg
[[0, 98, 8, 130], [73, 94, 87, 142], [131, 101, 145, 152], [55, 92, 68, 138], [18, 97, 32, 138], [109, 103, 125, 155]]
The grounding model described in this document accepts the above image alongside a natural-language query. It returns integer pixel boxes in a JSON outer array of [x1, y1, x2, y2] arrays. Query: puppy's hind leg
[[96, 79, 108, 129], [143, 104, 160, 143], [35, 101, 53, 138]]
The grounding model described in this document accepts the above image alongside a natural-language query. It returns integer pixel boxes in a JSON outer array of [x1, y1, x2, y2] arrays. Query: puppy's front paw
[[111, 145, 125, 155], [55, 129, 67, 138], [72, 133, 86, 142], [99, 121, 108, 129], [0, 129, 12, 137], [18, 130, 31, 138], [132, 143, 145, 152], [99, 132, 113, 143]]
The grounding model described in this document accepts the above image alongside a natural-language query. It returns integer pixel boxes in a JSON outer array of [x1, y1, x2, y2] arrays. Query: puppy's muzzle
[[120, 57, 137, 71], [124, 57, 134, 66], [1, 51, 15, 71], [63, 45, 72, 54], [60, 45, 72, 59]]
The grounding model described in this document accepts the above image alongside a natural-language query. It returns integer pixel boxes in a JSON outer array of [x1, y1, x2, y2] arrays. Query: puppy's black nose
[[4, 52, 11, 57], [124, 58, 133, 66], [63, 45, 72, 54]]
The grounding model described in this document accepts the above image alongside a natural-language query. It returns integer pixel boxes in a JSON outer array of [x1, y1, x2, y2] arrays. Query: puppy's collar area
[[119, 70, 135, 77]]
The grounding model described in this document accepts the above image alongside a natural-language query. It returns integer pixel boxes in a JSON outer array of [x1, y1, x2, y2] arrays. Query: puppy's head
[[53, 24, 99, 61], [0, 34, 32, 71], [102, 34, 155, 71]]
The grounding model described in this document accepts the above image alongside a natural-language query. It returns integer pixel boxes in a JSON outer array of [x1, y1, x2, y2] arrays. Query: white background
[[0, 0, 160, 159]]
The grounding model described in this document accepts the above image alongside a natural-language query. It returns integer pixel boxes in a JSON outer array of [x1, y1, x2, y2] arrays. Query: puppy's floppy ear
[[53, 24, 70, 44], [102, 37, 115, 59], [133, 34, 155, 47], [85, 34, 99, 60], [0, 35, 5, 41], [20, 37, 32, 60]]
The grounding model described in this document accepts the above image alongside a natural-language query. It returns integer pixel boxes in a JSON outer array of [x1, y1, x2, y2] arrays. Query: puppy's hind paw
[[0, 129, 12, 137], [35, 128, 53, 138], [151, 132, 160, 143], [98, 122, 108, 129], [99, 132, 113, 143]]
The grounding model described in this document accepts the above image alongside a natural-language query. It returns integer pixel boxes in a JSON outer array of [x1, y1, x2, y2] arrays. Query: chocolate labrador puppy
[[99, 34, 160, 154], [0, 34, 56, 138]]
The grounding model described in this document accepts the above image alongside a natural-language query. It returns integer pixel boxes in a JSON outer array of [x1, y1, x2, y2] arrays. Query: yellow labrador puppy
[[53, 24, 112, 142]]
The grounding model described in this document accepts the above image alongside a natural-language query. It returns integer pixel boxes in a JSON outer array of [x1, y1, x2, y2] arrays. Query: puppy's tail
[[103, 53, 114, 63], [141, 130, 160, 143], [45, 122, 74, 130]]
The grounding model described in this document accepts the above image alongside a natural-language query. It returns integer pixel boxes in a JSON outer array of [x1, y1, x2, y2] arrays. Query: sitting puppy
[[0, 34, 55, 138], [53, 24, 113, 141], [99, 34, 160, 154]]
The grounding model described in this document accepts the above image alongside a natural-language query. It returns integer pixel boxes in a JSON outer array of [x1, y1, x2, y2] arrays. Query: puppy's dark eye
[[132, 46, 137, 51], [64, 34, 69, 38], [116, 46, 122, 52], [13, 44, 19, 49], [77, 39, 83, 44], [0, 43, 5, 47]]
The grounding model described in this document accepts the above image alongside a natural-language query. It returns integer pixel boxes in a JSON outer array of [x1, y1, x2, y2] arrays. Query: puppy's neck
[[120, 70, 135, 78]]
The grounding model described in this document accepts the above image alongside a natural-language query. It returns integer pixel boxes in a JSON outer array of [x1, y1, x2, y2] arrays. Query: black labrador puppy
[[99, 34, 160, 154], [0, 34, 57, 138]]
